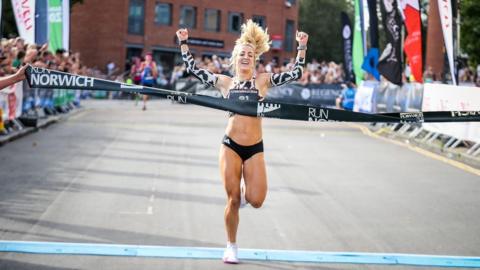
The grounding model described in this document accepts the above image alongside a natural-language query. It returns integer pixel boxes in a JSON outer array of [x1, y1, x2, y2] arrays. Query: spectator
[[130, 57, 142, 85], [423, 66, 435, 83], [336, 82, 356, 111], [106, 60, 117, 78]]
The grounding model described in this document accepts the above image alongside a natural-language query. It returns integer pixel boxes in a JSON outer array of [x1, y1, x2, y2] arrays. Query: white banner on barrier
[[422, 83, 480, 142], [354, 80, 378, 113], [11, 0, 35, 44], [437, 0, 456, 85], [0, 81, 23, 121]]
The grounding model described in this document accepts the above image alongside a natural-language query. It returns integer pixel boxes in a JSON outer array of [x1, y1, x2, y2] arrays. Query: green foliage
[[71, 0, 84, 8], [460, 0, 480, 66], [299, 0, 352, 63], [1, 0, 18, 38]]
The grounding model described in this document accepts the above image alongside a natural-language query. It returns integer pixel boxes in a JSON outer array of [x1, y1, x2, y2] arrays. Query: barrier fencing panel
[[1, 82, 24, 121], [374, 81, 423, 113], [422, 83, 480, 143]]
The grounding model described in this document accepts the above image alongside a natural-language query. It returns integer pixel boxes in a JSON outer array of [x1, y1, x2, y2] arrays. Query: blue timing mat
[[1, 241, 479, 268]]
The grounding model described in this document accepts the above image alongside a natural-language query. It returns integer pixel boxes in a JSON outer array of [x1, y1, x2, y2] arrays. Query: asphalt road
[[0, 100, 479, 270]]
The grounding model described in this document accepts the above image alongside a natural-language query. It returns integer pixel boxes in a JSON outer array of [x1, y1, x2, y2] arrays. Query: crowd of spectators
[[0, 37, 108, 80], [458, 65, 480, 86], [423, 64, 480, 87], [3, 36, 475, 90]]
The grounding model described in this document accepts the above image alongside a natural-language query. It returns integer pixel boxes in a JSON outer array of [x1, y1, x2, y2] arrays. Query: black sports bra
[[226, 77, 263, 101], [226, 77, 263, 117]]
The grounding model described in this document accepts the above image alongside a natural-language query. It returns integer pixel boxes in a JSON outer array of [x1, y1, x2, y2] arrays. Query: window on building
[[228, 12, 243, 33], [126, 47, 143, 70], [284, 20, 295, 52], [252, 15, 266, 29], [154, 3, 172, 25], [128, 0, 145, 35], [180, 6, 196, 28], [204, 9, 220, 32]]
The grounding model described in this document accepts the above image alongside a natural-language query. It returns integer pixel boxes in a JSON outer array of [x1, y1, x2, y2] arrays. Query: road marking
[[351, 124, 480, 177], [149, 195, 155, 203], [147, 206, 153, 215], [0, 241, 479, 267]]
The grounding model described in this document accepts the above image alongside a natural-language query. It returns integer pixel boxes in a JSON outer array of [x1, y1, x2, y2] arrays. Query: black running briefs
[[222, 135, 263, 161]]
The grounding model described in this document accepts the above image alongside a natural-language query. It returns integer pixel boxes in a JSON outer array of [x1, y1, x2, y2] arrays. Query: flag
[[48, 0, 63, 52], [11, 0, 36, 43], [362, 0, 380, 80], [399, 0, 423, 83], [353, 0, 364, 85], [35, 0, 48, 45], [62, 0, 69, 51], [437, 0, 456, 85], [378, 0, 403, 85], [341, 12, 354, 83]]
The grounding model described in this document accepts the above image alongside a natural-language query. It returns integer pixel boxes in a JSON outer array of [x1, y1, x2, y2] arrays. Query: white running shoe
[[222, 243, 239, 264], [240, 179, 248, 208]]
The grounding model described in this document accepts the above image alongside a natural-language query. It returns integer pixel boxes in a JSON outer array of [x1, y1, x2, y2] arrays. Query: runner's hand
[[176, 29, 189, 41]]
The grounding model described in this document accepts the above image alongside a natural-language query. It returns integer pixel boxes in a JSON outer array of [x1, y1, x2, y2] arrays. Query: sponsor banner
[[0, 81, 23, 121], [11, 0, 36, 43], [437, 0, 456, 85], [30, 67, 95, 88], [48, 0, 63, 52], [378, 0, 403, 85], [422, 83, 480, 142], [352, 0, 364, 86], [367, 0, 379, 48], [399, 0, 423, 83], [257, 102, 281, 117], [399, 112, 424, 123], [35, 0, 48, 45], [267, 83, 343, 106], [353, 80, 379, 113], [341, 12, 354, 83], [188, 37, 224, 48], [362, 48, 380, 80], [362, 0, 380, 80], [25, 66, 480, 124], [62, 0, 69, 50]]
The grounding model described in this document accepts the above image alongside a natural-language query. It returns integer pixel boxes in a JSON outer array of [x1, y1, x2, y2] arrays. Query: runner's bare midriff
[[225, 115, 262, 145]]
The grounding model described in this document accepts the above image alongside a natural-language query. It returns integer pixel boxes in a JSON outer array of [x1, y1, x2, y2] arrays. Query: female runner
[[176, 20, 308, 264]]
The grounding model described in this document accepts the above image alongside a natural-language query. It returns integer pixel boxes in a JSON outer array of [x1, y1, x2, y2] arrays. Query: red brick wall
[[71, 1, 129, 71], [71, 0, 299, 73]]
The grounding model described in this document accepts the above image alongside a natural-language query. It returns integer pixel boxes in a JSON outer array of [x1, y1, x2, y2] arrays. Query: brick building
[[71, 0, 299, 75]]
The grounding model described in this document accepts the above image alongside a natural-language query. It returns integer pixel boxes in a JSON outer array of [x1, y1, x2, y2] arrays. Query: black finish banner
[[25, 66, 480, 123], [341, 12, 354, 83], [378, 0, 403, 85]]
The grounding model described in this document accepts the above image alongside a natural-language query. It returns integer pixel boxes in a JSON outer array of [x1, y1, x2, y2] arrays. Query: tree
[[1, 0, 18, 38], [460, 0, 480, 66], [299, 0, 352, 63]]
